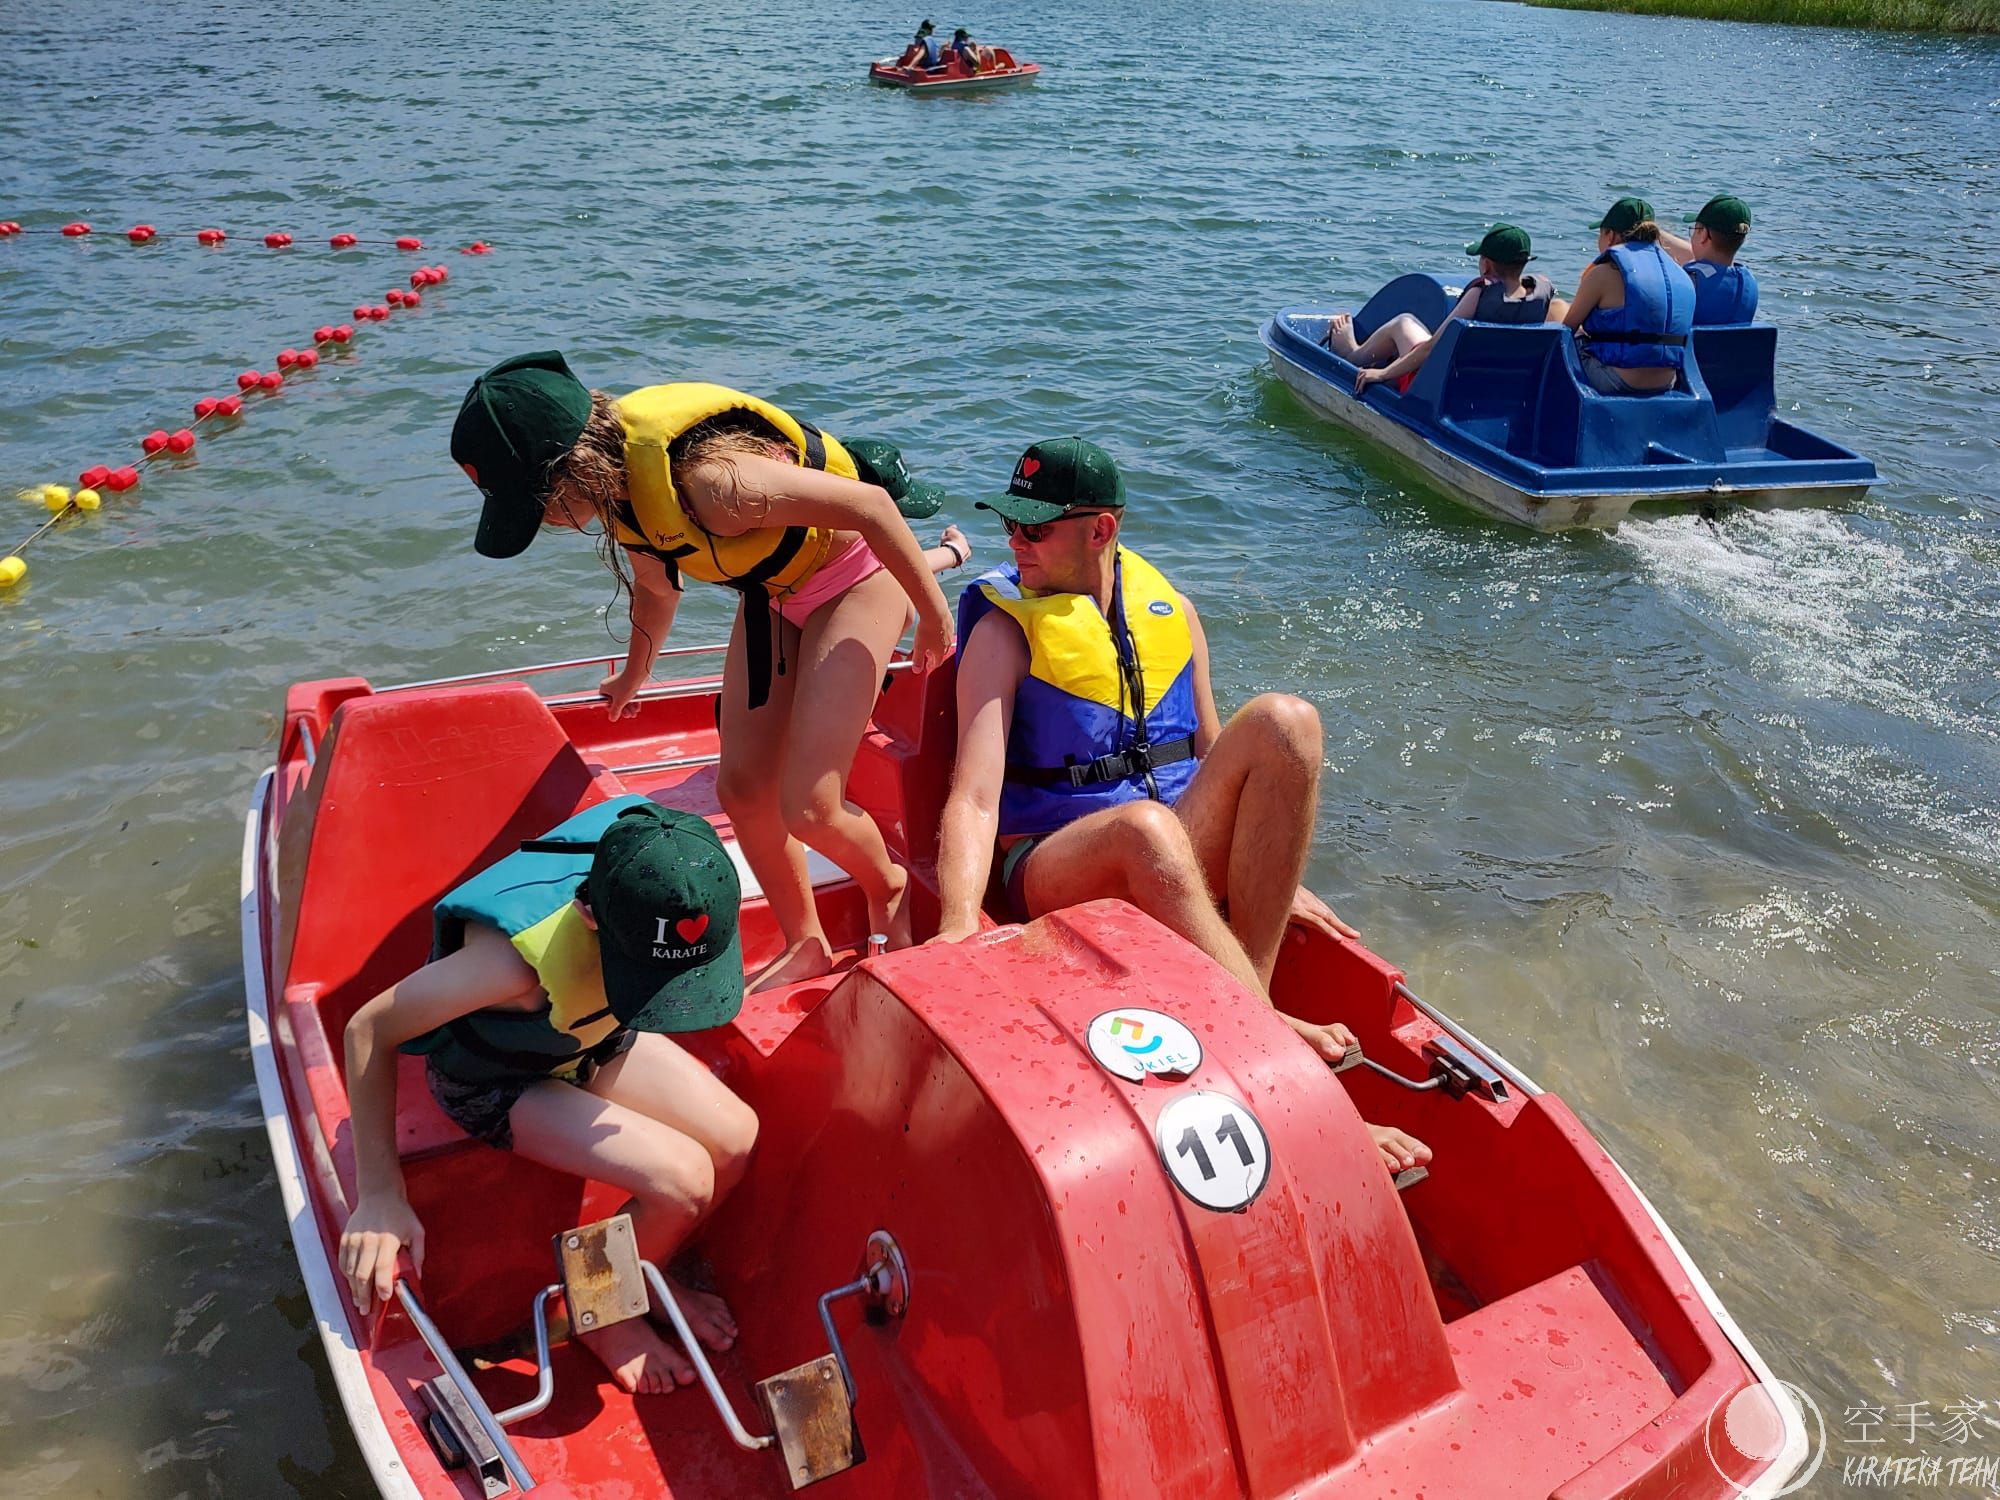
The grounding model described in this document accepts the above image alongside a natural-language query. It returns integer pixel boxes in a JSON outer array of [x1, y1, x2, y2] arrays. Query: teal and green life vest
[[401, 795, 648, 1086]]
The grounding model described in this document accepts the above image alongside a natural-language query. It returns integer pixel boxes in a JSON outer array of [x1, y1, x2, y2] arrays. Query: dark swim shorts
[[1000, 836, 1046, 924], [424, 1028, 638, 1152]]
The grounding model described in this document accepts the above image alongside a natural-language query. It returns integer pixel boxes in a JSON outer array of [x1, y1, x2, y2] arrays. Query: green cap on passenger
[[584, 802, 744, 1033], [1466, 224, 1534, 264], [846, 436, 949, 519], [979, 437, 1126, 525], [1591, 196, 1654, 233], [1687, 194, 1752, 236], [452, 350, 594, 560]]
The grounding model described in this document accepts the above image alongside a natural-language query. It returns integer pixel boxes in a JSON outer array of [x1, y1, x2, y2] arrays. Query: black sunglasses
[[1002, 508, 1111, 543]]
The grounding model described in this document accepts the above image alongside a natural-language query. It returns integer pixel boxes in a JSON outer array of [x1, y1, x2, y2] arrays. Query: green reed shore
[[1519, 0, 1999, 31]]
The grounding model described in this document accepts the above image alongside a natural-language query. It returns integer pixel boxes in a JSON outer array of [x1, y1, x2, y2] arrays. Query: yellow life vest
[[612, 383, 858, 595]]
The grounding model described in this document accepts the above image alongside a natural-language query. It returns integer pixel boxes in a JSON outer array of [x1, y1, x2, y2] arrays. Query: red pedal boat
[[241, 644, 1813, 1497], [868, 50, 1039, 94]]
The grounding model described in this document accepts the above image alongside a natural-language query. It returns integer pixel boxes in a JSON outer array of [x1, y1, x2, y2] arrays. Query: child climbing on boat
[[339, 798, 757, 1396], [451, 355, 959, 989]]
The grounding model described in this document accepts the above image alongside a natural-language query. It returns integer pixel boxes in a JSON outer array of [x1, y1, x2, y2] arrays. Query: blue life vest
[[1470, 274, 1553, 326], [1583, 242, 1694, 371], [958, 548, 1201, 837], [402, 796, 646, 1086], [1687, 259, 1759, 325], [920, 34, 944, 65]]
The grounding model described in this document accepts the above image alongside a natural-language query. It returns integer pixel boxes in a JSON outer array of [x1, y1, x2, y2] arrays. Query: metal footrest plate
[[554, 1215, 649, 1335], [755, 1355, 863, 1489]]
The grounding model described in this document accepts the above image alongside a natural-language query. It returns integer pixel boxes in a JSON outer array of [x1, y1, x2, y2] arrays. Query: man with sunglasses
[[930, 438, 1430, 1176]]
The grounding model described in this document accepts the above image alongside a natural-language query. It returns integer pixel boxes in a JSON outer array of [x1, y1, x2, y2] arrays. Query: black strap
[[1581, 328, 1688, 347], [440, 1016, 625, 1077], [796, 420, 828, 472], [517, 836, 598, 854], [1005, 735, 1197, 789], [725, 527, 814, 711]]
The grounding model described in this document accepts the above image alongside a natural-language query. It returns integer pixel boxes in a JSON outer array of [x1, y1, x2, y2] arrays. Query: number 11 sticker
[[1154, 1091, 1272, 1212]]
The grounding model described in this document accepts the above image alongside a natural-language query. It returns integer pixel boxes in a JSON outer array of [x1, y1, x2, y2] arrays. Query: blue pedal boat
[[1260, 274, 1877, 529]]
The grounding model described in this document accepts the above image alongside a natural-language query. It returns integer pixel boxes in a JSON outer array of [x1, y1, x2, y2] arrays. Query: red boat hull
[[241, 653, 1807, 1497]]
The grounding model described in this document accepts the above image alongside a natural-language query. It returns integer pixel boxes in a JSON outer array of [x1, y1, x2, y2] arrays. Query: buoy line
[[0, 220, 492, 255], [3, 241, 488, 593]]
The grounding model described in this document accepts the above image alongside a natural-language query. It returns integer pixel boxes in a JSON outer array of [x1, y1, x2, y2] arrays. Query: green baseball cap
[[584, 802, 744, 1033], [452, 351, 594, 560], [979, 438, 1126, 525], [1466, 224, 1534, 264], [1688, 194, 1752, 235], [1591, 196, 1654, 233], [845, 437, 948, 520]]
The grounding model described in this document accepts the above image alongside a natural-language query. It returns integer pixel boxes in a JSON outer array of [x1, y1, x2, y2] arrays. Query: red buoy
[[238, 370, 262, 390], [61, 222, 91, 237], [197, 228, 226, 245], [329, 233, 358, 248], [403, 288, 422, 306], [296, 349, 320, 369], [217, 395, 243, 417], [263, 232, 295, 249], [430, 265, 449, 282], [195, 398, 219, 419], [142, 430, 170, 454], [368, 304, 389, 319], [79, 465, 111, 488], [313, 326, 333, 343], [395, 236, 422, 250], [332, 325, 354, 342], [259, 371, 284, 391], [0, 222, 21, 235], [385, 289, 406, 307], [104, 467, 140, 493], [277, 348, 300, 368], [353, 305, 370, 320], [166, 429, 196, 455], [463, 241, 491, 254], [128, 225, 157, 244]]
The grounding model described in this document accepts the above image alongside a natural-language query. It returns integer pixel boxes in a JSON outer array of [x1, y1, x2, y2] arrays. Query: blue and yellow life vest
[[401, 796, 649, 1086], [1583, 242, 1694, 371], [957, 548, 1201, 836], [1687, 259, 1759, 325]]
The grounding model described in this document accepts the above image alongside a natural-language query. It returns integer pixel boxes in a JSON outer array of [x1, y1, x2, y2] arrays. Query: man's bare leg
[[1017, 800, 1263, 994], [1173, 693, 1323, 987]]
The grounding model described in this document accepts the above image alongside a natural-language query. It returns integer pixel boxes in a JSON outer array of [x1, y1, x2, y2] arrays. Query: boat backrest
[[1690, 324, 1779, 451], [1352, 272, 1457, 343], [1402, 321, 1568, 464], [1563, 333, 1729, 466], [277, 681, 610, 1044]]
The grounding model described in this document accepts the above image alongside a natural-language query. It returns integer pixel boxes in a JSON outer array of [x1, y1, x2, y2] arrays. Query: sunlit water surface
[[1, 0, 1996, 1491]]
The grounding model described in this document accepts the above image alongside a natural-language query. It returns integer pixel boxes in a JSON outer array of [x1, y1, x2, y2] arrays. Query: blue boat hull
[[1261, 275, 1876, 530]]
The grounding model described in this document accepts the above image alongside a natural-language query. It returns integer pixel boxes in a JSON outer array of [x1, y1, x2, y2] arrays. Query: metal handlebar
[[395, 1279, 538, 1491]]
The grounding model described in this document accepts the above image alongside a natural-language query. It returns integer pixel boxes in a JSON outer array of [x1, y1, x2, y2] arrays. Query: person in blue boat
[[338, 799, 758, 1397], [1658, 194, 1759, 326], [930, 438, 1430, 1175], [1563, 197, 1695, 396], [895, 18, 946, 69], [1326, 224, 1567, 397]]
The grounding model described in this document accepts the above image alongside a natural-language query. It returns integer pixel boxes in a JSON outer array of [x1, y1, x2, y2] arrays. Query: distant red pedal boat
[[241, 644, 1812, 1497], [869, 49, 1039, 93]]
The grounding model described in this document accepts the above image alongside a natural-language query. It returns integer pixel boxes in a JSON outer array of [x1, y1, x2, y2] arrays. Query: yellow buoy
[[74, 487, 102, 511], [43, 486, 74, 513], [0, 556, 26, 587]]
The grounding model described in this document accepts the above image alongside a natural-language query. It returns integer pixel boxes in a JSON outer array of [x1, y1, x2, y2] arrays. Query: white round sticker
[[1085, 1008, 1203, 1082], [1154, 1092, 1272, 1213]]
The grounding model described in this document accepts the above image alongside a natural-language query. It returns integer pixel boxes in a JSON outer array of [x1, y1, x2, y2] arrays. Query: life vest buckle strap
[[1006, 734, 1197, 789]]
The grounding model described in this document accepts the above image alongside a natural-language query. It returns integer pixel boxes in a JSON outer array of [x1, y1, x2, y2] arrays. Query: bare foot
[[660, 1273, 738, 1354], [869, 864, 914, 950], [748, 934, 834, 993], [1369, 1123, 1432, 1175], [577, 1315, 694, 1394]]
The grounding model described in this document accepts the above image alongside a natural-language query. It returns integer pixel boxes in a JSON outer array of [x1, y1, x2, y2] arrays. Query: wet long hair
[[1607, 218, 1664, 247], [541, 394, 796, 644]]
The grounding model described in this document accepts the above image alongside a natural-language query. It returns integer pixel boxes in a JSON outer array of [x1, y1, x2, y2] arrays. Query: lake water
[[1, 0, 1995, 1491]]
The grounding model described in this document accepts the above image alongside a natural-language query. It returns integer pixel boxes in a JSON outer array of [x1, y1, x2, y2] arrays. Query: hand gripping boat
[[868, 49, 1039, 93], [1261, 274, 1876, 529], [241, 642, 1812, 1497]]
